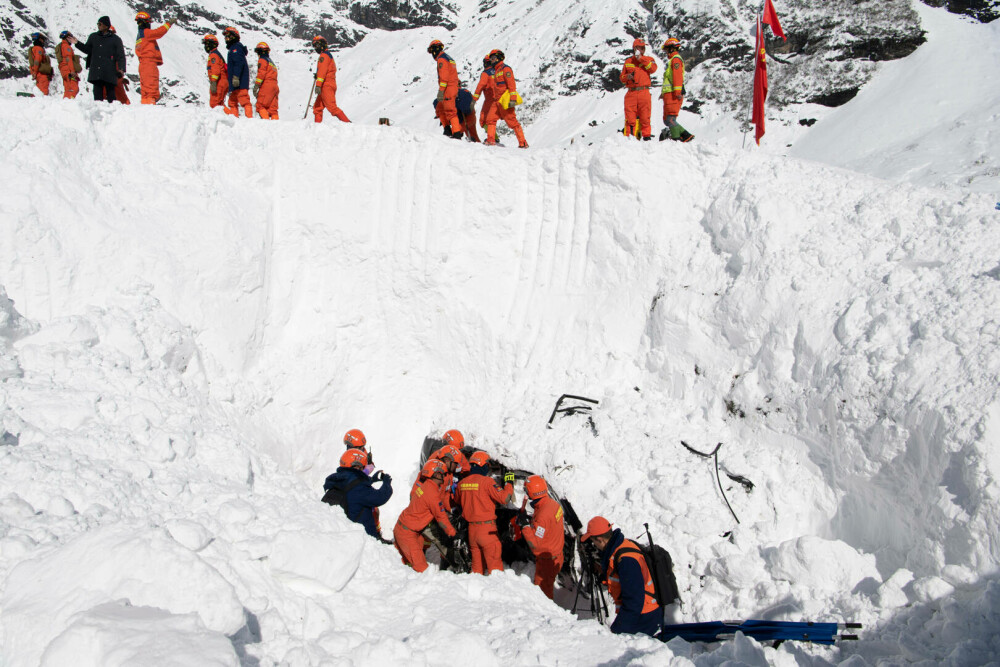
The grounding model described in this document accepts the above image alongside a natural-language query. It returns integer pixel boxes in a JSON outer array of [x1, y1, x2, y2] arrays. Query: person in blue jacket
[[222, 26, 251, 117], [431, 86, 480, 142], [582, 516, 663, 637], [324, 449, 393, 542]]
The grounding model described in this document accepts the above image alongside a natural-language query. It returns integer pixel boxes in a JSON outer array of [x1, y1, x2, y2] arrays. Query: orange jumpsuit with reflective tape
[[620, 54, 657, 138], [393, 478, 455, 573], [488, 63, 527, 147], [435, 51, 462, 135], [254, 56, 279, 120], [313, 50, 350, 123], [474, 68, 497, 130], [29, 45, 51, 96], [522, 495, 565, 599], [206, 49, 229, 110], [57, 40, 79, 99], [135, 22, 171, 104], [456, 472, 513, 574]]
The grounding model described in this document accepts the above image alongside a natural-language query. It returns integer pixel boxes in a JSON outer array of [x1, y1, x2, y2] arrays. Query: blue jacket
[[600, 529, 662, 637], [226, 41, 249, 89], [323, 467, 393, 538], [432, 88, 475, 116]]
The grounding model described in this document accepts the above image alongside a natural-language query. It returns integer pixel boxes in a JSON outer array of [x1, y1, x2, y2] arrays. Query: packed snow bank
[[791, 5, 1000, 193], [2, 98, 1000, 664]]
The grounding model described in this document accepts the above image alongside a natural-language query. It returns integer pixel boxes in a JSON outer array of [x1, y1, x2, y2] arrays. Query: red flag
[[752, 17, 768, 145], [762, 0, 786, 41]]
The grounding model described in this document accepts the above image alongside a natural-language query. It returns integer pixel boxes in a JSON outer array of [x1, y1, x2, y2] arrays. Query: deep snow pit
[[1, 99, 999, 665]]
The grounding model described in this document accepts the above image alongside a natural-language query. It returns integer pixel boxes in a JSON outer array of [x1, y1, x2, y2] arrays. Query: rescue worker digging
[[203, 34, 229, 111], [394, 459, 456, 572], [457, 450, 514, 575], [57, 31, 81, 99], [428, 40, 463, 140], [582, 516, 662, 637], [519, 475, 565, 599], [253, 42, 279, 120], [134, 11, 173, 104], [660, 37, 694, 142], [312, 36, 350, 124], [27, 33, 52, 97], [224, 27, 253, 117], [620, 38, 657, 140]]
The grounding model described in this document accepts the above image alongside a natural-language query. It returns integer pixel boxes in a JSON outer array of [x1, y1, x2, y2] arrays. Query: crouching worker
[[323, 449, 393, 543], [394, 459, 456, 572], [582, 516, 662, 637], [519, 475, 565, 599]]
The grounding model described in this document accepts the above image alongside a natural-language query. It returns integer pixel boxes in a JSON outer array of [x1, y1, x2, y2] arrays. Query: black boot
[[443, 126, 453, 137], [659, 128, 670, 142], [642, 135, 652, 141], [679, 130, 694, 142], [451, 131, 463, 140]]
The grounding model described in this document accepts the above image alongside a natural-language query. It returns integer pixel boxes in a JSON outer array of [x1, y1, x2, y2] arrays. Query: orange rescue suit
[[206, 49, 229, 110], [620, 54, 657, 138], [313, 50, 350, 123], [435, 51, 462, 135], [662, 53, 685, 117], [456, 472, 513, 574], [393, 478, 456, 573], [28, 45, 51, 96], [522, 496, 565, 599], [57, 40, 79, 99], [135, 22, 171, 104], [488, 63, 527, 147], [474, 68, 497, 130], [608, 539, 660, 616], [254, 56, 279, 120]]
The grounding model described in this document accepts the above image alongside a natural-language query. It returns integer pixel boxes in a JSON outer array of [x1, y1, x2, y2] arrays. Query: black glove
[[516, 511, 530, 527], [381, 473, 392, 484], [371, 470, 382, 482]]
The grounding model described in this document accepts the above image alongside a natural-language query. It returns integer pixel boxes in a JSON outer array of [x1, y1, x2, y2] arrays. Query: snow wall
[[1, 98, 1000, 665]]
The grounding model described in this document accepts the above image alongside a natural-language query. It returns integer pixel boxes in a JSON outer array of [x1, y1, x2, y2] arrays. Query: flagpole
[[741, 0, 766, 149]]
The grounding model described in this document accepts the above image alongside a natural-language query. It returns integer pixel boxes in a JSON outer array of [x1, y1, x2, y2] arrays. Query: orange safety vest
[[608, 539, 659, 615]]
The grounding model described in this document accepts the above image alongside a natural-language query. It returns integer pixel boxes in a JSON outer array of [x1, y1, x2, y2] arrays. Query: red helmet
[[223, 27, 240, 41], [442, 429, 464, 448], [421, 459, 447, 479], [339, 449, 367, 469], [581, 516, 613, 541], [662, 37, 680, 51], [633, 38, 646, 50], [469, 451, 490, 467], [525, 475, 548, 500], [255, 42, 270, 51], [202, 34, 219, 46], [343, 429, 366, 449], [135, 11, 151, 22], [427, 39, 444, 55], [488, 49, 505, 64]]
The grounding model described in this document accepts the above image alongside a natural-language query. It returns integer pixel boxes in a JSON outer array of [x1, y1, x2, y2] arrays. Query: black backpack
[[613, 533, 681, 607], [321, 478, 366, 521]]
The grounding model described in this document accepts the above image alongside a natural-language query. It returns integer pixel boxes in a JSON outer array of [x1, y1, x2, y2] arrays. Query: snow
[[2, 5, 1000, 666]]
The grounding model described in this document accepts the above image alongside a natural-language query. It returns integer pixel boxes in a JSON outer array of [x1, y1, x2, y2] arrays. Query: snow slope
[[2, 79, 1000, 665], [791, 4, 1000, 193]]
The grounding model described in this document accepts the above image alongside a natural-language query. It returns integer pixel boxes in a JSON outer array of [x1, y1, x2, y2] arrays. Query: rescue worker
[[56, 31, 81, 99], [394, 459, 457, 572], [486, 49, 528, 148], [134, 11, 173, 104], [473, 55, 496, 135], [323, 449, 393, 541], [253, 42, 279, 120], [427, 40, 462, 139], [581, 516, 662, 637], [660, 37, 693, 142], [456, 450, 514, 574], [430, 441, 469, 513], [620, 38, 657, 140], [519, 475, 565, 600], [431, 87, 479, 141], [312, 36, 350, 124], [224, 27, 252, 117], [27, 32, 52, 96], [69, 16, 127, 103], [202, 34, 229, 111], [343, 428, 374, 469]]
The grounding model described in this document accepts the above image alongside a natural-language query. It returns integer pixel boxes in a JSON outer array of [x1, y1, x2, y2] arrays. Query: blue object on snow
[[659, 620, 842, 645], [995, 202, 999, 210]]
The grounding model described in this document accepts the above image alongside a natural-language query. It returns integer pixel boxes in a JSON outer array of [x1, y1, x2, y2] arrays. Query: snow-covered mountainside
[[2, 3, 1000, 666], [2, 0, 981, 142]]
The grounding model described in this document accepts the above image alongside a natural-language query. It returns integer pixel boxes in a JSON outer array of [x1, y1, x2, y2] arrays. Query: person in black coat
[[324, 449, 393, 542], [68, 16, 126, 102]]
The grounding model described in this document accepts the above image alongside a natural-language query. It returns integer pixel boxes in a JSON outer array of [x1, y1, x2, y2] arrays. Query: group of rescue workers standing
[[26, 12, 693, 143], [323, 427, 664, 637]]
